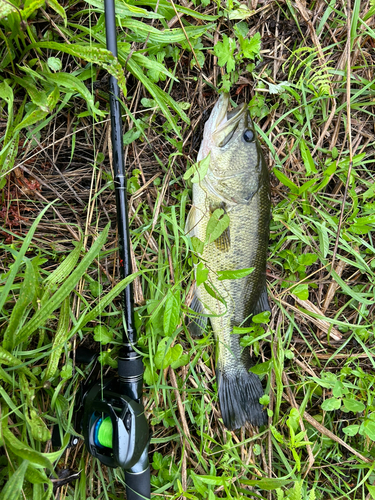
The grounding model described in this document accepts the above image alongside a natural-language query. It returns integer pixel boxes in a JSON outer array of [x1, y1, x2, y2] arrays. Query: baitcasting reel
[[72, 348, 151, 500]]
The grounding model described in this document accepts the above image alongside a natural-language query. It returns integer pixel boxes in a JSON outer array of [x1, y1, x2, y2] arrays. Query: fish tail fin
[[217, 366, 266, 430]]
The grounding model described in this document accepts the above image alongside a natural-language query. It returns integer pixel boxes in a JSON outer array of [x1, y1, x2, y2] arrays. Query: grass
[[1, 0, 375, 499]]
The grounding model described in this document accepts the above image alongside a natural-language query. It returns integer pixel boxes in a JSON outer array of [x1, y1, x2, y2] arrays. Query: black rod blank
[[104, 0, 136, 349]]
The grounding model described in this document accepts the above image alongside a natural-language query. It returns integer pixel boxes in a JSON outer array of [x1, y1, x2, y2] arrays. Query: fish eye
[[243, 129, 254, 142]]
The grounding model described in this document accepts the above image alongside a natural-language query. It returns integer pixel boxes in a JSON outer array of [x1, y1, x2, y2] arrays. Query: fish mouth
[[211, 94, 247, 148]]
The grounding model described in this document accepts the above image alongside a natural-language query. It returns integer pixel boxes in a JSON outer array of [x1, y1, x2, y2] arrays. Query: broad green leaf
[[363, 420, 375, 441], [196, 263, 209, 287], [241, 478, 292, 490], [0, 0, 17, 18], [217, 267, 254, 281], [298, 253, 318, 266], [250, 360, 272, 376], [191, 236, 204, 254], [321, 398, 341, 411], [152, 452, 164, 470], [93, 325, 113, 345], [26, 409, 51, 442], [314, 221, 329, 259], [205, 209, 230, 243], [2, 421, 53, 470], [21, 0, 44, 18], [0, 459, 28, 500], [46, 0, 67, 26], [24, 462, 51, 485], [203, 282, 225, 304], [260, 394, 270, 405], [46, 72, 106, 117], [270, 425, 285, 444], [60, 361, 73, 379], [0, 80, 14, 133], [0, 346, 37, 381], [170, 344, 183, 365], [13, 108, 48, 135], [171, 352, 189, 369], [44, 240, 82, 286], [252, 310, 271, 323], [132, 52, 177, 82], [154, 338, 171, 369], [31, 42, 127, 97], [16, 225, 109, 344], [267, 81, 293, 95], [89, 280, 103, 297], [163, 289, 180, 336], [0, 134, 19, 175], [214, 34, 236, 72], [367, 483, 375, 500], [121, 18, 213, 45], [291, 283, 309, 300], [86, 0, 165, 19], [11, 74, 49, 111], [287, 407, 300, 433], [332, 380, 349, 398], [342, 425, 360, 437], [43, 297, 71, 381], [311, 372, 337, 389], [3, 258, 37, 350], [98, 350, 117, 368], [184, 153, 211, 183], [144, 362, 158, 385]]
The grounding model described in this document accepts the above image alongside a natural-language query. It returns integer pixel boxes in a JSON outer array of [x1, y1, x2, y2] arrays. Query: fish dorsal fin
[[186, 289, 208, 337]]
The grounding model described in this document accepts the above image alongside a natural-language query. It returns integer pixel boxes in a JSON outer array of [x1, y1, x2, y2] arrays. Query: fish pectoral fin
[[185, 205, 197, 237], [253, 284, 271, 316], [186, 292, 208, 337], [214, 224, 230, 252]]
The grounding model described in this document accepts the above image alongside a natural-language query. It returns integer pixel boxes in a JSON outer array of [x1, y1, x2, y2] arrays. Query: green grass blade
[[0, 202, 53, 313], [15, 224, 109, 345], [0, 460, 29, 500]]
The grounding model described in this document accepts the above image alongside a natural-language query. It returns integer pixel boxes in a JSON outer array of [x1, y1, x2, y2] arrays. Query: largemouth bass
[[186, 93, 270, 430]]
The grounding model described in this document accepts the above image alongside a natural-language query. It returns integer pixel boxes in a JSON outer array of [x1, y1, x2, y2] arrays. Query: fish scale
[[186, 93, 270, 430]]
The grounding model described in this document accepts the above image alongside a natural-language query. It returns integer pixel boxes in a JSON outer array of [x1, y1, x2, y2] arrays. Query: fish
[[185, 93, 271, 430]]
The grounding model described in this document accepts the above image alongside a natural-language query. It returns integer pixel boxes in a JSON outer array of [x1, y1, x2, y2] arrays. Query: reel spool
[[81, 378, 149, 471]]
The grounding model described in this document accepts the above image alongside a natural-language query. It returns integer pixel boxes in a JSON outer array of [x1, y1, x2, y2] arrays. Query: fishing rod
[[69, 0, 151, 497]]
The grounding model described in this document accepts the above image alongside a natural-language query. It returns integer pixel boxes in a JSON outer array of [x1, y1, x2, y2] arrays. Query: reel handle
[[125, 467, 151, 500]]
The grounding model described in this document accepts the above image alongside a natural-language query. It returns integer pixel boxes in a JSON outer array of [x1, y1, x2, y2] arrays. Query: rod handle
[[125, 467, 151, 500]]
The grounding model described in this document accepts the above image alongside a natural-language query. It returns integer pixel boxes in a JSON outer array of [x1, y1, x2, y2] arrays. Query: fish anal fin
[[186, 291, 208, 337], [253, 284, 271, 316], [217, 366, 266, 430]]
